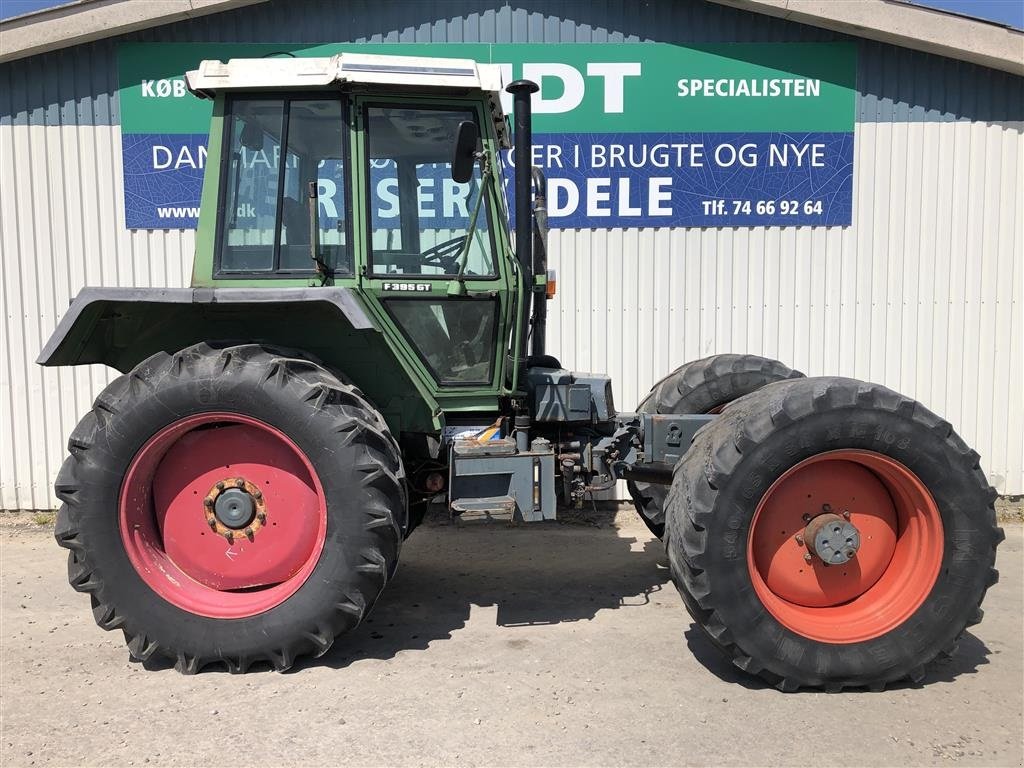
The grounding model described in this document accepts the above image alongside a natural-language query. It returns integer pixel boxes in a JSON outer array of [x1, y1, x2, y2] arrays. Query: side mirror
[[451, 120, 480, 183]]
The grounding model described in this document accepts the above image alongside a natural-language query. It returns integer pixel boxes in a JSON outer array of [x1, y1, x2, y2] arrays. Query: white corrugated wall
[[1, 125, 195, 510], [547, 121, 1024, 497], [1, 117, 1022, 509]]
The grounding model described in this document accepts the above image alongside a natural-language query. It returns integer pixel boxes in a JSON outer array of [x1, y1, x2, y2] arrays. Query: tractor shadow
[[137, 501, 995, 689], [305, 505, 672, 671], [303, 505, 993, 689], [683, 620, 993, 692]]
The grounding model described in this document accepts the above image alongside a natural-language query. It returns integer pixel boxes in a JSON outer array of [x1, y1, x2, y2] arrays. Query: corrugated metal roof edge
[[708, 0, 1024, 76], [0, 0, 269, 63], [3, 0, 1023, 74]]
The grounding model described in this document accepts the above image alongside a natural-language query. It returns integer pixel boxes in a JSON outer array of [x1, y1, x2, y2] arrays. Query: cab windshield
[[364, 105, 496, 278]]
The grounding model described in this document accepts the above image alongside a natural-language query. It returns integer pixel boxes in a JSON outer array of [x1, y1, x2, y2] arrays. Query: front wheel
[[54, 343, 406, 673], [666, 376, 1003, 691]]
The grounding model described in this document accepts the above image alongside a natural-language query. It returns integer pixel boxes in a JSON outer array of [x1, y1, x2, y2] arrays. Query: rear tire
[[629, 354, 803, 537], [54, 342, 406, 673], [666, 376, 1003, 691]]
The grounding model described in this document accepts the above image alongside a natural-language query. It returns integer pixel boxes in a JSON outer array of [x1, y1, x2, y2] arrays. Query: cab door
[[352, 96, 515, 405]]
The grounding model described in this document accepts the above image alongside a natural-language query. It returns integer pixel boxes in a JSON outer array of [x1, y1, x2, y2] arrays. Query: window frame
[[214, 92, 354, 279], [361, 100, 500, 282]]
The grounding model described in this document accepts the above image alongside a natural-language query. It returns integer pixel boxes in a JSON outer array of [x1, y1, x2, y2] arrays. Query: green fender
[[38, 286, 439, 434]]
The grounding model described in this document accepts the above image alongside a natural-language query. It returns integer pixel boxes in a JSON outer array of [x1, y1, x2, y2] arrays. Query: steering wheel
[[420, 235, 468, 273]]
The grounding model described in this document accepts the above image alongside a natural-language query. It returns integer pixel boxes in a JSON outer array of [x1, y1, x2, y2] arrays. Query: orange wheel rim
[[747, 450, 944, 643]]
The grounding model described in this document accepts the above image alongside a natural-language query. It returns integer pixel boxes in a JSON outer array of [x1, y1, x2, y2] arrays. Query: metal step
[[450, 495, 516, 522], [452, 437, 517, 456]]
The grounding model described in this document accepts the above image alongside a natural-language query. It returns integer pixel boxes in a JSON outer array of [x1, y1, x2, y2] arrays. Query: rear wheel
[[629, 354, 802, 537], [54, 342, 406, 673], [666, 376, 1003, 691]]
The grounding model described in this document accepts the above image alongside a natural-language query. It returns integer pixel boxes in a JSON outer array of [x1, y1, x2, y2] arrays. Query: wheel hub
[[214, 487, 256, 528], [805, 512, 860, 565], [203, 477, 268, 541]]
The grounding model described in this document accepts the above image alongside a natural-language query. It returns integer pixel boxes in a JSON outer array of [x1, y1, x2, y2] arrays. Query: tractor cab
[[186, 53, 529, 402], [39, 54, 545, 435]]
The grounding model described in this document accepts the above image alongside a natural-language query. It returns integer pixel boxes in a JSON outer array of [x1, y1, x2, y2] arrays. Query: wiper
[[447, 155, 491, 297]]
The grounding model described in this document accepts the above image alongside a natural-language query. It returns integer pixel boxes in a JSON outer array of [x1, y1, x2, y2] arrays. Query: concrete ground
[[1, 510, 1021, 768]]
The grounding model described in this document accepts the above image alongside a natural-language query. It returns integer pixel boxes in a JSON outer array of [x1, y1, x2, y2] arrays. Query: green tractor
[[39, 53, 1002, 690]]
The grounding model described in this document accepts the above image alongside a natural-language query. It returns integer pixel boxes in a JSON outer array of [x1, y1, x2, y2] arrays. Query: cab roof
[[185, 52, 510, 147]]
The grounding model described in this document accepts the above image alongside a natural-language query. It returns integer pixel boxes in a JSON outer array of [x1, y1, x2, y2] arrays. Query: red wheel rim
[[747, 450, 944, 643], [119, 413, 327, 619]]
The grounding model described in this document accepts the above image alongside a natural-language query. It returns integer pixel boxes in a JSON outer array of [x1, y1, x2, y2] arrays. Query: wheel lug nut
[[256, 512, 267, 524], [822, 503, 832, 513], [254, 490, 263, 500], [802, 513, 811, 522], [842, 510, 851, 520], [794, 534, 804, 546], [804, 553, 813, 563], [244, 527, 254, 538], [235, 478, 245, 488], [224, 531, 234, 544], [207, 517, 217, 529], [215, 481, 225, 491]]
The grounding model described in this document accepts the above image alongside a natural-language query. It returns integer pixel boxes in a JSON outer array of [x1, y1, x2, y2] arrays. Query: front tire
[[54, 342, 406, 673], [629, 354, 803, 537], [666, 376, 1003, 691]]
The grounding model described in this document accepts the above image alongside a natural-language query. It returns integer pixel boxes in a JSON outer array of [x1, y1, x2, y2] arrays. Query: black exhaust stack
[[506, 79, 539, 366]]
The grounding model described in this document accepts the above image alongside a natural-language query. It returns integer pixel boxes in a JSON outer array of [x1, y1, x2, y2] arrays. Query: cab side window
[[218, 97, 350, 276]]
